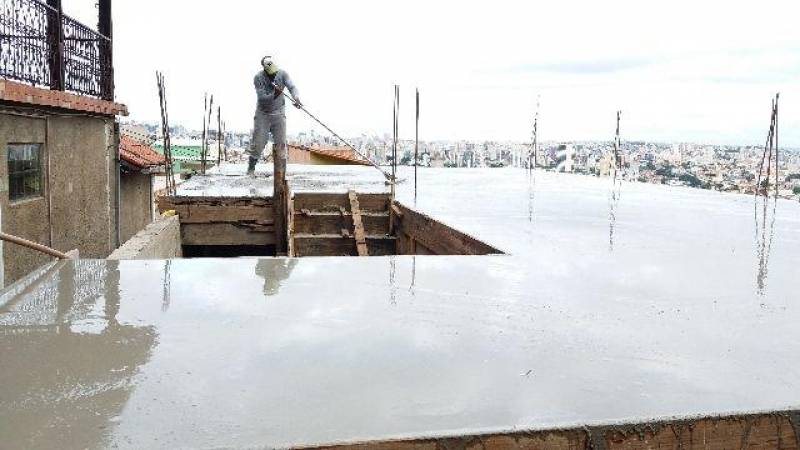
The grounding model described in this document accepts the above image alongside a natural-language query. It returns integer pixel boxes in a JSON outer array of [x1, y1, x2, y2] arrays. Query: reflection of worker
[[247, 55, 302, 178], [255, 259, 298, 296]]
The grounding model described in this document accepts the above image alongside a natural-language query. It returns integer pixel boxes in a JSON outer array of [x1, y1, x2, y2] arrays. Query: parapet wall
[[108, 216, 182, 260]]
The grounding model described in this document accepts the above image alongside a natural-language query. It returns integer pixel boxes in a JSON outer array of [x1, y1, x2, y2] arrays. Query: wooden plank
[[293, 235, 396, 257], [348, 190, 368, 256], [291, 413, 800, 450], [181, 223, 275, 246], [293, 235, 356, 257], [158, 196, 273, 207], [394, 203, 502, 255], [158, 196, 274, 224], [391, 204, 403, 219], [293, 212, 389, 236], [293, 193, 390, 213]]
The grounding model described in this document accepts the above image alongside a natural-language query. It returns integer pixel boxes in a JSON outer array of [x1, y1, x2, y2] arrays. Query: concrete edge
[[108, 215, 182, 260]]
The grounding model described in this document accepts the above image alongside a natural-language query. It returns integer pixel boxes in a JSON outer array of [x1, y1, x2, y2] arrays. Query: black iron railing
[[0, 0, 113, 101]]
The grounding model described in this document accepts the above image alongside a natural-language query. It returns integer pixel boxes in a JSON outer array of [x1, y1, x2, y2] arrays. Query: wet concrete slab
[[176, 164, 391, 197], [2, 167, 800, 449]]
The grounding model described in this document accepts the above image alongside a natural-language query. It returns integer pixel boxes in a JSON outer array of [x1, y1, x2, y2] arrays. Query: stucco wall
[[120, 171, 153, 244], [47, 115, 115, 259], [0, 110, 118, 285], [0, 113, 52, 284]]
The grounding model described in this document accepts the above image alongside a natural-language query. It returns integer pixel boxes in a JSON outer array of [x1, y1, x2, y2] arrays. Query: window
[[8, 144, 43, 202]]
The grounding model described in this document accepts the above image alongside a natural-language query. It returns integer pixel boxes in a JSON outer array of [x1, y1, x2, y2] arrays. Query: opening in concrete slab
[[146, 192, 503, 259], [182, 245, 276, 258]]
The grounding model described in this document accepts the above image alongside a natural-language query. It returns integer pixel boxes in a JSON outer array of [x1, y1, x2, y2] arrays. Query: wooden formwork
[[157, 196, 275, 246], [305, 411, 800, 450]]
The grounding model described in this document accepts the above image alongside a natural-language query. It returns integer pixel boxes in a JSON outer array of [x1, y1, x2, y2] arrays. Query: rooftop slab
[[175, 164, 391, 197], [2, 167, 800, 449]]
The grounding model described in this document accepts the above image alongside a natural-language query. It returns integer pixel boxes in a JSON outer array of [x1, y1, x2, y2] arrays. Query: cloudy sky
[[66, 0, 800, 146]]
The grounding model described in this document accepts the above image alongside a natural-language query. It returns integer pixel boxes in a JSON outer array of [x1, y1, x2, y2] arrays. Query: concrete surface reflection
[[255, 258, 298, 296], [0, 168, 799, 449], [0, 260, 158, 450]]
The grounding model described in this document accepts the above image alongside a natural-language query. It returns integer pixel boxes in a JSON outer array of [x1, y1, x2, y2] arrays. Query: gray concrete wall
[[0, 113, 52, 284], [108, 215, 181, 260], [47, 115, 116, 259], [120, 171, 153, 245], [0, 110, 119, 285]]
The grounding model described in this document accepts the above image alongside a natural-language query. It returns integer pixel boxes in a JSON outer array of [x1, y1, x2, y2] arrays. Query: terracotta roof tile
[[120, 135, 166, 169], [0, 79, 128, 116], [289, 144, 370, 166]]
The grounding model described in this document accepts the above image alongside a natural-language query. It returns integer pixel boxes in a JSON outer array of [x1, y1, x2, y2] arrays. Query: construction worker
[[247, 55, 302, 178]]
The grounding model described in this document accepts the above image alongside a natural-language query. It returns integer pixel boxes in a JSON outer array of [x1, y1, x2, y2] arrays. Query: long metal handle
[[270, 83, 393, 180]]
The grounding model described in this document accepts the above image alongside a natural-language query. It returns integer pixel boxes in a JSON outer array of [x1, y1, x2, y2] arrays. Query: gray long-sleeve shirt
[[254, 69, 299, 115]]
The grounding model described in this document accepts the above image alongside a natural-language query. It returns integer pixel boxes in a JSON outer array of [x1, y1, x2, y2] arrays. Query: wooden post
[[286, 181, 294, 257], [46, 0, 64, 92], [273, 144, 287, 255]]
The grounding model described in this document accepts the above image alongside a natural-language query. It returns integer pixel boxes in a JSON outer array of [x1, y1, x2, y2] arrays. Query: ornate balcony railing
[[0, 0, 114, 101]]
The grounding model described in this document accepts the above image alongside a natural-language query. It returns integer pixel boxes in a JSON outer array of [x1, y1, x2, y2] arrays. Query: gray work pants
[[248, 111, 287, 162]]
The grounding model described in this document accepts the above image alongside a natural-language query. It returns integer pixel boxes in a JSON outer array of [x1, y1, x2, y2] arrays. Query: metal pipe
[[0, 232, 71, 260], [114, 120, 121, 247]]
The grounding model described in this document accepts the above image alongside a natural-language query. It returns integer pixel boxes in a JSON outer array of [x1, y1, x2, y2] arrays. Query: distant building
[[119, 136, 166, 244]]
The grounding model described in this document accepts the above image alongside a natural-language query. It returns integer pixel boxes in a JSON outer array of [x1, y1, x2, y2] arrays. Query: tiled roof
[[120, 135, 166, 169], [289, 144, 370, 166], [0, 79, 128, 116]]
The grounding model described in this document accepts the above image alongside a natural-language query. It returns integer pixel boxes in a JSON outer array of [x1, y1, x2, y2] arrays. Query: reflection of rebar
[[531, 96, 539, 171], [162, 260, 171, 312], [609, 172, 622, 251], [754, 195, 778, 296], [389, 257, 397, 306]]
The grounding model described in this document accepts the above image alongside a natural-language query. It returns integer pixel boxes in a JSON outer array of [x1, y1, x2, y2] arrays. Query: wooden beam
[[181, 224, 274, 246], [293, 235, 395, 257], [157, 196, 274, 224], [293, 193, 390, 213], [293, 211, 389, 236], [348, 190, 369, 256]]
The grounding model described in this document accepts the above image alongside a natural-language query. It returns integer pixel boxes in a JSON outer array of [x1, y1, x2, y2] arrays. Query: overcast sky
[[65, 0, 800, 146]]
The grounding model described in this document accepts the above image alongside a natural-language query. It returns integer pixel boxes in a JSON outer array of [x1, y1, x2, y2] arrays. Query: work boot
[[246, 158, 257, 178]]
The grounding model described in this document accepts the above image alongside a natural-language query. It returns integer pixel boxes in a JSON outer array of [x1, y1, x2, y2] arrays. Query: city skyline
[[61, 0, 800, 146]]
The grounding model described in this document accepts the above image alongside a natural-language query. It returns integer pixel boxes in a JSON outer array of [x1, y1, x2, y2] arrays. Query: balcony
[[0, 0, 113, 101]]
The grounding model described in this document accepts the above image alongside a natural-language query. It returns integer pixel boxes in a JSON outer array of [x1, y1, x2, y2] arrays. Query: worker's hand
[[272, 85, 284, 98], [293, 98, 303, 109]]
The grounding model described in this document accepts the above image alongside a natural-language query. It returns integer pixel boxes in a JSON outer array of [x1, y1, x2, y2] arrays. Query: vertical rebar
[[156, 72, 175, 196], [217, 106, 222, 167], [201, 93, 208, 174], [774, 93, 780, 199], [415, 88, 419, 202], [391, 85, 399, 202], [614, 111, 621, 170]]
